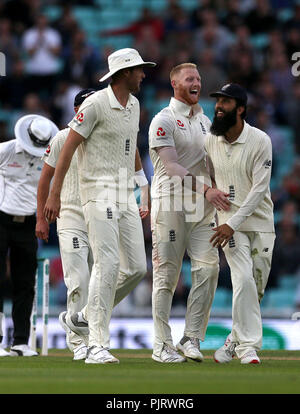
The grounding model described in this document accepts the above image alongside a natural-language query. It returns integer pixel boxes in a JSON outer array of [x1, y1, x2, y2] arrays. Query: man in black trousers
[[0, 114, 58, 356]]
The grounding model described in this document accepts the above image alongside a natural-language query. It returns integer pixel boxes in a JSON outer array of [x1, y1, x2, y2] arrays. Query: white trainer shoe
[[0, 347, 10, 357], [240, 351, 261, 364], [73, 344, 88, 361], [85, 346, 119, 364], [66, 311, 89, 337], [214, 333, 237, 363], [10, 344, 38, 357], [152, 344, 187, 363], [176, 337, 203, 362]]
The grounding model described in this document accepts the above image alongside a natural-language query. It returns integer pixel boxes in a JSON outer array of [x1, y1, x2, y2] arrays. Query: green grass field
[[1, 349, 300, 394]]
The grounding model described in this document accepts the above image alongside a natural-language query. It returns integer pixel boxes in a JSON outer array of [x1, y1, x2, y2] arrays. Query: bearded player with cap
[[0, 114, 58, 357], [205, 83, 275, 364], [44, 48, 156, 364]]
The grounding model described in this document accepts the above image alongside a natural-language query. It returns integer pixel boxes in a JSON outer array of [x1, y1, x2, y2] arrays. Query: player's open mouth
[[189, 89, 199, 95], [216, 110, 225, 117]]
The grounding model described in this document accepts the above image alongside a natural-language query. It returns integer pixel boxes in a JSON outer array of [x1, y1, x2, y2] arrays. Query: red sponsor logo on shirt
[[45, 145, 51, 155], [7, 162, 22, 168], [76, 112, 84, 123], [156, 127, 166, 137], [176, 120, 184, 127]]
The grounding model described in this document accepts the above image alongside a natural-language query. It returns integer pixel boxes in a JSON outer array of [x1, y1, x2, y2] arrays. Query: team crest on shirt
[[156, 127, 166, 137]]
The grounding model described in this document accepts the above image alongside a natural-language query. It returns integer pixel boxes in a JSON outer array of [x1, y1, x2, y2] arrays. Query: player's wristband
[[135, 169, 148, 187], [204, 187, 211, 198]]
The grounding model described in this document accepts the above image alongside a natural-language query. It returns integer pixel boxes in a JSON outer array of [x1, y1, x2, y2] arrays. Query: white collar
[[107, 84, 135, 110], [217, 121, 249, 144], [169, 97, 203, 118]]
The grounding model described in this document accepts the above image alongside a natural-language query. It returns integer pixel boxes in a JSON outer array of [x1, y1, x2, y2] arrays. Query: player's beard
[[210, 107, 238, 136]]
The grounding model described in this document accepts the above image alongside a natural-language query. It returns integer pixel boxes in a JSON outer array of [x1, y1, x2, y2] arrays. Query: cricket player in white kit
[[44, 48, 156, 364], [205, 84, 275, 364], [36, 89, 97, 360], [149, 63, 231, 363]]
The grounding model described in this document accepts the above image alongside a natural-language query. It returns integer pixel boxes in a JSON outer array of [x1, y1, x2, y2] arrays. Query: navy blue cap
[[210, 83, 247, 105], [74, 88, 96, 107]]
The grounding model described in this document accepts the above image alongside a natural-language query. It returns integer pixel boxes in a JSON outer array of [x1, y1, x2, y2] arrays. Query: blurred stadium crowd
[[0, 0, 300, 315]]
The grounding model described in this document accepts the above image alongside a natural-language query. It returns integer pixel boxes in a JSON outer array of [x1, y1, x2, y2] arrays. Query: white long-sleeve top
[[0, 140, 43, 216], [205, 121, 275, 232]]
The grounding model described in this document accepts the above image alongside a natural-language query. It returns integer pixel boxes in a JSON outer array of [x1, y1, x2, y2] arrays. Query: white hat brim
[[14, 114, 59, 157], [99, 61, 156, 82]]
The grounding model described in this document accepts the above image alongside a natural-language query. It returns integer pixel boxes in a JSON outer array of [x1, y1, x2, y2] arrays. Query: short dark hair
[[111, 66, 136, 82], [236, 99, 247, 119]]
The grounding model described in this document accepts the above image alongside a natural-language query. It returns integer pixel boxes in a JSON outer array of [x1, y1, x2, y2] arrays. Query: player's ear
[[237, 105, 245, 117], [171, 79, 176, 89]]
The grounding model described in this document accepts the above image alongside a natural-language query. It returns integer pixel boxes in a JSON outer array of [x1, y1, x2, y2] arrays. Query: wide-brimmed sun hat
[[99, 48, 156, 82], [14, 114, 59, 157]]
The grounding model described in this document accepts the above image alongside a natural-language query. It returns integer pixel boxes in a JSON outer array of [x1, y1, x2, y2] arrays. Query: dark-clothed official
[[0, 114, 58, 357]]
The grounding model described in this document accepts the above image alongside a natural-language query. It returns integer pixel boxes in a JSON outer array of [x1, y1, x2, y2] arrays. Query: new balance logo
[[263, 160, 272, 169], [263, 248, 269, 252], [229, 237, 235, 248], [169, 229, 176, 242], [73, 237, 79, 249], [125, 139, 130, 155], [107, 207, 113, 219], [229, 185, 235, 201]]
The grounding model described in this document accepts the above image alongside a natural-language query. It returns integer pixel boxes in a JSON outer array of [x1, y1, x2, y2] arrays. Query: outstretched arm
[[36, 163, 55, 242], [44, 128, 84, 222], [156, 146, 230, 211]]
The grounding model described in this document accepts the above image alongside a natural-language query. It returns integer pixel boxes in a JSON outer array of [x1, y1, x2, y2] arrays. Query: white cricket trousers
[[83, 198, 147, 349], [58, 229, 93, 350], [151, 198, 219, 356], [222, 231, 275, 358]]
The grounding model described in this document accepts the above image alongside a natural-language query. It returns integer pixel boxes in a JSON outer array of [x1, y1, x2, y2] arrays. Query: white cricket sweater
[[68, 85, 139, 204], [205, 122, 275, 232]]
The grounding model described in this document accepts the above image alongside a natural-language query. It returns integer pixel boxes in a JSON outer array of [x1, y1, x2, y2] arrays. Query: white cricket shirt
[[0, 140, 43, 215], [68, 85, 139, 204], [42, 128, 87, 232], [149, 97, 214, 219], [205, 121, 275, 232]]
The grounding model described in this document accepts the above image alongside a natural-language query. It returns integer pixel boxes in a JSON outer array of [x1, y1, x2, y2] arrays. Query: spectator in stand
[[227, 50, 258, 90], [0, 18, 20, 74], [0, 60, 29, 110], [245, 0, 278, 34], [282, 159, 300, 206], [1, 0, 40, 36], [197, 49, 226, 98], [268, 51, 295, 100], [53, 4, 79, 56], [221, 0, 245, 33], [283, 3, 300, 31], [193, 9, 234, 67], [52, 81, 83, 128], [62, 29, 101, 87], [100, 7, 164, 43], [21, 14, 62, 98], [254, 109, 285, 177], [285, 81, 300, 154], [269, 218, 300, 287]]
